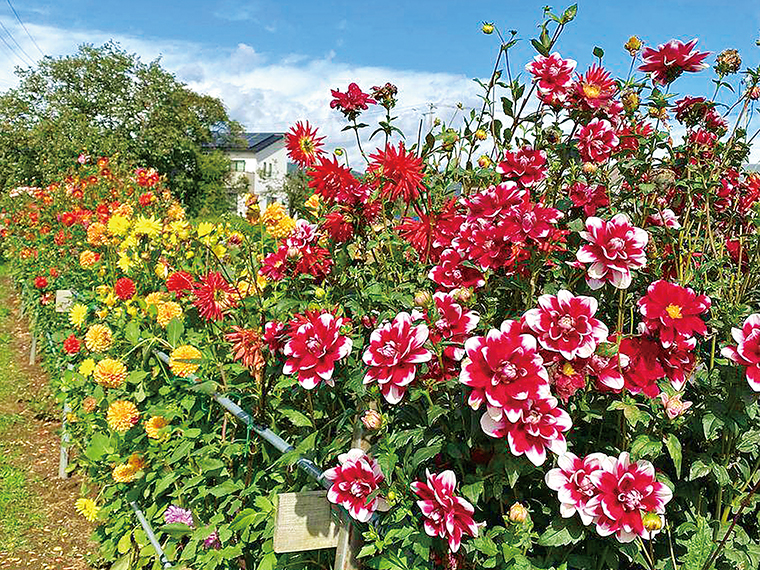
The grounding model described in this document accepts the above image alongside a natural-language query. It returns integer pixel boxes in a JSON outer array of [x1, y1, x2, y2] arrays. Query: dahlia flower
[[525, 52, 577, 100], [85, 324, 113, 352], [169, 345, 202, 378], [411, 470, 480, 553], [324, 448, 387, 523], [647, 209, 681, 229], [283, 311, 353, 389], [203, 530, 221, 550], [34, 276, 48, 289], [495, 147, 547, 187], [363, 312, 432, 404], [74, 498, 100, 522], [164, 505, 194, 527], [308, 156, 362, 205], [545, 452, 608, 525], [368, 142, 425, 203], [112, 462, 140, 483], [94, 358, 127, 389], [429, 292, 480, 361], [576, 213, 648, 289], [586, 452, 673, 542], [156, 301, 183, 328], [114, 277, 136, 300], [285, 121, 325, 167], [330, 82, 376, 120], [107, 400, 140, 433], [523, 290, 609, 360], [480, 395, 571, 466], [63, 334, 81, 355], [574, 64, 617, 110], [637, 280, 710, 348], [145, 415, 170, 440], [166, 271, 194, 297], [459, 320, 549, 421], [568, 182, 609, 216], [722, 313, 760, 391], [575, 119, 619, 163], [225, 326, 265, 371], [192, 271, 237, 321], [659, 393, 693, 420], [639, 39, 710, 85], [428, 248, 485, 290]]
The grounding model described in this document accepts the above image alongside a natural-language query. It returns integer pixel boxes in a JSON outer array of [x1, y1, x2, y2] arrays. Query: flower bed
[[4, 6, 760, 570]]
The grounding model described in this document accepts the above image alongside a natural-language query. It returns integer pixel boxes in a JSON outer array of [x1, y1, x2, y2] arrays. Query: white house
[[215, 132, 289, 216]]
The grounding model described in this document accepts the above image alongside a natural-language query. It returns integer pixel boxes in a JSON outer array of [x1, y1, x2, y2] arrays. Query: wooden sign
[[273, 491, 341, 553], [55, 290, 74, 313]]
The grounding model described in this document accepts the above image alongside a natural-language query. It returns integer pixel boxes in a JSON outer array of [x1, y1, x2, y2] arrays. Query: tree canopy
[[0, 42, 243, 214]]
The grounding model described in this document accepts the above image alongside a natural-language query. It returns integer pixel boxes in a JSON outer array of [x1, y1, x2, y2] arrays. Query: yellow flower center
[[582, 83, 602, 99], [665, 304, 683, 319], [561, 362, 576, 376]]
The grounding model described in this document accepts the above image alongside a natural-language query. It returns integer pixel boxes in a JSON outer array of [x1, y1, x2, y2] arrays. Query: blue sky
[[3, 1, 760, 159]]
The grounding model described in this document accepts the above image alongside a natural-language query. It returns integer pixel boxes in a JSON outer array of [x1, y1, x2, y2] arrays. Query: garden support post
[[130, 501, 173, 569], [58, 401, 70, 479]]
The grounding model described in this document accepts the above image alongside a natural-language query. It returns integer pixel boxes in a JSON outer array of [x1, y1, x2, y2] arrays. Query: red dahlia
[[285, 121, 325, 168], [639, 39, 709, 85], [166, 271, 195, 298], [496, 146, 547, 187], [324, 449, 387, 523], [63, 334, 81, 355], [114, 277, 136, 301], [34, 276, 48, 289], [330, 83, 376, 120], [368, 142, 425, 204], [225, 326, 265, 371], [722, 314, 760, 391], [574, 64, 617, 110], [192, 271, 237, 321], [637, 280, 710, 348], [308, 156, 361, 205], [525, 52, 577, 101], [575, 118, 619, 163]]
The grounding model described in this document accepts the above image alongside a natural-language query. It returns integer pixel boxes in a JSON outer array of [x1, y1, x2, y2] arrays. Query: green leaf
[[410, 443, 443, 471], [111, 554, 131, 570], [689, 459, 712, 481], [681, 516, 713, 570], [561, 4, 578, 23], [210, 479, 242, 497], [426, 405, 447, 425], [664, 433, 683, 478], [229, 508, 257, 531], [461, 480, 484, 505], [117, 531, 132, 554], [196, 457, 225, 472], [84, 432, 112, 461], [280, 407, 313, 428], [167, 317, 184, 347], [538, 518, 584, 547], [531, 38, 550, 57], [161, 522, 193, 538], [630, 435, 663, 460], [125, 321, 140, 345]]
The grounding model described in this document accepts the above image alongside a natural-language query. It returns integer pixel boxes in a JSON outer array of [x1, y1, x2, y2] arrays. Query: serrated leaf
[[630, 435, 662, 460], [410, 443, 443, 471], [280, 407, 313, 428], [681, 516, 713, 570], [664, 433, 682, 478], [689, 459, 712, 481], [538, 518, 584, 547], [461, 480, 484, 505], [229, 508, 257, 531]]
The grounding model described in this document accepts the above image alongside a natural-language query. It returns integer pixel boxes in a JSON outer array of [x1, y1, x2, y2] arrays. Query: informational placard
[[55, 290, 74, 313], [273, 491, 341, 553]]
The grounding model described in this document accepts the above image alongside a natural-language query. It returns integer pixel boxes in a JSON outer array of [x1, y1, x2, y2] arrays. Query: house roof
[[208, 132, 285, 152]]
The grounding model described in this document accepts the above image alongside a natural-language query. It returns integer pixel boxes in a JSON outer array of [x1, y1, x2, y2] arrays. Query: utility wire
[[5, 0, 44, 57], [0, 17, 33, 66], [0, 24, 30, 67]]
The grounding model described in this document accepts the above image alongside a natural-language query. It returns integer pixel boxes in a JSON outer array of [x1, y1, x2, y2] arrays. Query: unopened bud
[[622, 91, 640, 113], [748, 85, 760, 101], [454, 288, 473, 303], [624, 36, 643, 56], [582, 162, 598, 175], [482, 22, 495, 35], [474, 129, 488, 141], [595, 341, 618, 358], [508, 502, 528, 523], [334, 148, 344, 156], [414, 290, 432, 307], [314, 287, 326, 299], [361, 410, 383, 430], [642, 512, 663, 532], [82, 396, 97, 413], [286, 246, 300, 259], [477, 155, 492, 168]]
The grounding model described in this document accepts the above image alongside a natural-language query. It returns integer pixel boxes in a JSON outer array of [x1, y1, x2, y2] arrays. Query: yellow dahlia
[[261, 202, 287, 227], [85, 324, 112, 352], [305, 193, 321, 215], [107, 400, 140, 433], [144, 292, 167, 309], [112, 463, 138, 483], [157, 301, 183, 328], [197, 221, 215, 238], [116, 251, 134, 273], [94, 358, 128, 389], [167, 202, 186, 221], [155, 262, 169, 279], [87, 222, 108, 246], [145, 416, 169, 440], [107, 214, 131, 236], [127, 453, 146, 471], [69, 303, 88, 328], [133, 215, 162, 238], [169, 345, 202, 377], [269, 216, 296, 239], [74, 498, 100, 522]]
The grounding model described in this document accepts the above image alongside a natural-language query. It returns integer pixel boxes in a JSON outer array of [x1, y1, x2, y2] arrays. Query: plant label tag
[[273, 491, 340, 553], [55, 290, 74, 313]]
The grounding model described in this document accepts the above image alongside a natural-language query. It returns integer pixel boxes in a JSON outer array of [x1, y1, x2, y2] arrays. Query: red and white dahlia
[[575, 118, 619, 163], [576, 213, 648, 290], [523, 290, 609, 360], [428, 248, 485, 290], [495, 147, 548, 187], [586, 452, 673, 542], [459, 320, 549, 422], [574, 64, 617, 110], [545, 452, 608, 525], [525, 52, 577, 100], [324, 449, 387, 523], [639, 39, 710, 85], [637, 280, 710, 348], [429, 292, 480, 361], [283, 311, 353, 389], [363, 312, 432, 404], [722, 314, 760, 391], [480, 395, 571, 466], [411, 470, 480, 553]]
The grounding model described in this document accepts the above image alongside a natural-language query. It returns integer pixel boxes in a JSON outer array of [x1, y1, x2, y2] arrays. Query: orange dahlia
[[94, 358, 127, 389], [82, 396, 98, 413], [169, 345, 202, 377], [157, 301, 183, 328], [85, 324, 113, 352], [107, 400, 140, 433], [86, 222, 108, 246], [79, 250, 100, 268], [112, 462, 139, 483], [145, 416, 169, 440]]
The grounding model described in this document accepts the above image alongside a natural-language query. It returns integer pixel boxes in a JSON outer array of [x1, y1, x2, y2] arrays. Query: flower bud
[[361, 410, 383, 430], [454, 288, 473, 303], [749, 85, 760, 101], [508, 502, 528, 523], [582, 162, 598, 175], [387, 490, 397, 503], [314, 287, 326, 299], [334, 148, 344, 156], [414, 290, 432, 307], [715, 49, 742, 76], [82, 396, 98, 413], [474, 129, 488, 141], [624, 36, 643, 56], [642, 512, 663, 532], [286, 246, 300, 259], [481, 22, 495, 35], [477, 155, 492, 168], [622, 91, 640, 113]]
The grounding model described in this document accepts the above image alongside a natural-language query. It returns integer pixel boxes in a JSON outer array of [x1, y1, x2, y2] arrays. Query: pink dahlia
[[637, 280, 710, 348], [411, 470, 480, 553], [575, 118, 619, 163], [495, 147, 548, 187], [324, 449, 387, 523], [576, 213, 648, 290], [545, 452, 608, 525], [429, 292, 480, 361], [639, 39, 710, 85], [586, 452, 673, 542], [525, 52, 577, 100], [568, 182, 609, 216], [523, 290, 609, 360], [574, 64, 617, 110], [459, 320, 549, 421], [428, 248, 485, 290], [362, 312, 432, 404], [722, 314, 760, 391], [283, 311, 353, 389], [480, 395, 571, 466], [330, 82, 376, 120]]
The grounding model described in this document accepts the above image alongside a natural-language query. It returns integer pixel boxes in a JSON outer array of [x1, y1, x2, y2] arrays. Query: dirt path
[[0, 275, 99, 570]]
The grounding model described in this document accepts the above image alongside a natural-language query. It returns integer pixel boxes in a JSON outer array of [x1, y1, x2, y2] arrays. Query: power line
[[0, 18, 33, 66], [5, 0, 44, 57], [0, 24, 30, 67]]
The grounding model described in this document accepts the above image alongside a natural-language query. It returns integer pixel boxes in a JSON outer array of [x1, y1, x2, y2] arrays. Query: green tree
[[0, 42, 243, 215]]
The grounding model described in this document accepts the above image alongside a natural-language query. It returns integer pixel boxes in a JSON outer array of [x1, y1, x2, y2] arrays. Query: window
[[231, 160, 246, 172]]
